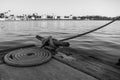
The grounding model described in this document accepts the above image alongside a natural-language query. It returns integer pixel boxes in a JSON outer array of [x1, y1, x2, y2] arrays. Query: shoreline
[[0, 19, 115, 22]]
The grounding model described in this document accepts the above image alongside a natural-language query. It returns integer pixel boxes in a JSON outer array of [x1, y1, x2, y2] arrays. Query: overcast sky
[[0, 0, 120, 17]]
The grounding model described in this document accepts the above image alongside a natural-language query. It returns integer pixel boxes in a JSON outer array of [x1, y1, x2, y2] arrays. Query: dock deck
[[0, 46, 120, 80]]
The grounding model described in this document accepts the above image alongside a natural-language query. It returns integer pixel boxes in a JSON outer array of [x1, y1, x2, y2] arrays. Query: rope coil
[[4, 48, 52, 67]]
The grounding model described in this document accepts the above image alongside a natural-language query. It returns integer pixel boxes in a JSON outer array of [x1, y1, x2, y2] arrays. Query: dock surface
[[0, 46, 120, 80]]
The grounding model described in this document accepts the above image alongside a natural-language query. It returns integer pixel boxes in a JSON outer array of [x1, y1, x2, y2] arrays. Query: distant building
[[56, 16, 61, 19], [64, 16, 70, 19], [8, 15, 16, 20], [35, 16, 42, 20], [15, 15, 25, 20], [41, 14, 47, 19], [47, 15, 53, 19], [69, 15, 73, 19]]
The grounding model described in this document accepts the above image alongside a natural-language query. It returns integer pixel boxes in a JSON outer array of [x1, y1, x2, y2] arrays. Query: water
[[0, 20, 120, 63]]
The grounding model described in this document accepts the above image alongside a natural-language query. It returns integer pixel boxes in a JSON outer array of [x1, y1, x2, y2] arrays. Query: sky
[[0, 0, 120, 17]]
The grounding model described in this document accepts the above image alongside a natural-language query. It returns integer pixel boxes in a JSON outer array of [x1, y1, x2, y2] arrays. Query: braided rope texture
[[4, 47, 52, 67]]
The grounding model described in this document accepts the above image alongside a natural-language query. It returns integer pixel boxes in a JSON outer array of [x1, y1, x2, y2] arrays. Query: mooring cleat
[[36, 35, 70, 52]]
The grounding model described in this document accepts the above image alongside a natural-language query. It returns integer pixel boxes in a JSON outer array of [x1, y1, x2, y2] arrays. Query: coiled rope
[[4, 48, 52, 67]]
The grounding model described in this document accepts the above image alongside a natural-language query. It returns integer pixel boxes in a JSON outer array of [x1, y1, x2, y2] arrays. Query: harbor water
[[0, 20, 120, 63]]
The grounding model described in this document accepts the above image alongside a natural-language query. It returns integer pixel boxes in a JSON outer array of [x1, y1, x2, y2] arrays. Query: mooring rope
[[60, 17, 120, 41], [36, 17, 120, 50], [4, 48, 52, 67]]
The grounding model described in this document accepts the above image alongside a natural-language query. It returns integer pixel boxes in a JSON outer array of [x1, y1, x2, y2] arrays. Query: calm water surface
[[0, 20, 120, 62]]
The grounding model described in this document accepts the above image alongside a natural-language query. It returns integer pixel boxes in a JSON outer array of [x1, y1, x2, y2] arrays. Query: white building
[[41, 14, 47, 19]]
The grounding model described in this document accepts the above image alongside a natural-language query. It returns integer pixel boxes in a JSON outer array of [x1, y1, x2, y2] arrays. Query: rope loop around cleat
[[4, 47, 52, 67]]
